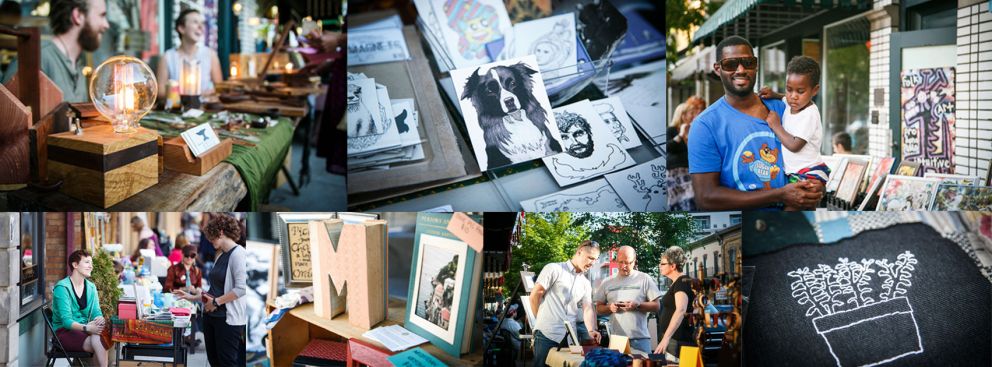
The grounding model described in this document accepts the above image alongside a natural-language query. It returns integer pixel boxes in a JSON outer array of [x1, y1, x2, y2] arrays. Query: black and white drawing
[[543, 99, 634, 186], [605, 157, 667, 211], [511, 13, 577, 79], [592, 96, 640, 149], [788, 252, 922, 367], [451, 55, 564, 171], [410, 233, 467, 343], [347, 74, 402, 155], [520, 178, 629, 212]]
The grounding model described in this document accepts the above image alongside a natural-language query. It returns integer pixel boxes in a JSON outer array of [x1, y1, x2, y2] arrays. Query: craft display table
[[7, 112, 297, 211], [111, 317, 188, 367], [267, 300, 483, 367]]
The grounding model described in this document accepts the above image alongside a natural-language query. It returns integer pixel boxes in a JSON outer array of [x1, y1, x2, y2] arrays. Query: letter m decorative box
[[46, 124, 160, 207]]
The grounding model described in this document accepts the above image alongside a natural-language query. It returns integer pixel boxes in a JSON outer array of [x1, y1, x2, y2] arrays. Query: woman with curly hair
[[174, 213, 246, 366], [654, 246, 696, 357]]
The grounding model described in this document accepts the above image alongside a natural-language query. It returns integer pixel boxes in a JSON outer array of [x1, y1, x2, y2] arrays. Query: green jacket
[[52, 277, 102, 331]]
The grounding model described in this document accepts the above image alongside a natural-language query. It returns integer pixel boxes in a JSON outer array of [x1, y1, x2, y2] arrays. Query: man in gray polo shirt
[[594, 246, 662, 353], [530, 240, 603, 367], [2, 0, 109, 102]]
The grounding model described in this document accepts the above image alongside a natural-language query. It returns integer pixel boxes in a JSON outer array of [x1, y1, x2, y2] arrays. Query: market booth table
[[267, 300, 483, 366], [8, 108, 296, 211]]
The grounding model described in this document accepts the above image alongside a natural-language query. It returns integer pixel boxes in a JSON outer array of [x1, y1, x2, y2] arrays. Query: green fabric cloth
[[139, 112, 294, 210], [1, 40, 89, 102], [52, 277, 103, 331]]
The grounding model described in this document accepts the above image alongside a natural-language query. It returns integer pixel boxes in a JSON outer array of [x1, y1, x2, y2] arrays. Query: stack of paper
[[347, 73, 426, 171], [362, 324, 429, 352]]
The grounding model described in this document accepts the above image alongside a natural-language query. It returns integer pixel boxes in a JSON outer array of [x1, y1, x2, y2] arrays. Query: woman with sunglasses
[[654, 246, 696, 358], [167, 245, 203, 351]]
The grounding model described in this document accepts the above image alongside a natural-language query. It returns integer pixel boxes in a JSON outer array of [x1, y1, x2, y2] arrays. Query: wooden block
[[5, 71, 63, 120], [310, 219, 388, 330], [163, 137, 233, 176], [46, 124, 160, 207], [0, 83, 32, 186], [221, 100, 306, 117]]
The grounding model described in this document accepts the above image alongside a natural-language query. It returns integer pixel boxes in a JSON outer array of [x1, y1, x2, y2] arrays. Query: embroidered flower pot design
[[788, 251, 922, 367]]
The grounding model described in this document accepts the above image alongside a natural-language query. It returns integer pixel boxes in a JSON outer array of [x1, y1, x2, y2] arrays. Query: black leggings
[[203, 315, 246, 366]]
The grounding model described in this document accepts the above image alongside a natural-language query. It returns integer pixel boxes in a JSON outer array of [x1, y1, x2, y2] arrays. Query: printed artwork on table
[[900, 67, 956, 174], [510, 13, 576, 79], [877, 175, 941, 211], [592, 96, 640, 149], [931, 184, 992, 211], [451, 55, 563, 171], [835, 159, 868, 204], [922, 172, 983, 186], [787, 252, 922, 367], [543, 99, 634, 186], [604, 157, 667, 211], [431, 0, 513, 69], [520, 178, 629, 212], [347, 75, 402, 154]]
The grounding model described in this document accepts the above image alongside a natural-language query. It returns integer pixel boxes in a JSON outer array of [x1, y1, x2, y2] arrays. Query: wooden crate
[[163, 137, 233, 176], [46, 124, 160, 208]]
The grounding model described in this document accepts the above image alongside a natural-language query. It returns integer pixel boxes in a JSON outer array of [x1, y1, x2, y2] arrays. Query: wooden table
[[267, 300, 483, 367], [6, 162, 248, 210], [545, 348, 586, 367]]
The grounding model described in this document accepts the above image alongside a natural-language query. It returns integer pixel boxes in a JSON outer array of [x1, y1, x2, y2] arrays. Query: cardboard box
[[163, 136, 233, 176], [46, 124, 160, 207]]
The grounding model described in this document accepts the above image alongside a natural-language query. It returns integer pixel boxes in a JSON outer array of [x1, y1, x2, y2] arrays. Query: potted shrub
[[788, 251, 921, 367]]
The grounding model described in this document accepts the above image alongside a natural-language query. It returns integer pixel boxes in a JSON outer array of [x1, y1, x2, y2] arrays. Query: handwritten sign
[[447, 212, 483, 253], [387, 347, 445, 367], [286, 222, 312, 282], [608, 335, 631, 354], [348, 27, 410, 66], [679, 346, 704, 367]]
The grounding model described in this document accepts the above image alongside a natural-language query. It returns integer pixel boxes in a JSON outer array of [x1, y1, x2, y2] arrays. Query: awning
[[670, 46, 716, 82], [692, 0, 870, 45]]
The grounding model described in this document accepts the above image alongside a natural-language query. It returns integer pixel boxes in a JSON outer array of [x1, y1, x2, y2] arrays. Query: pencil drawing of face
[[530, 18, 572, 71], [596, 103, 628, 143], [460, 61, 563, 169], [347, 83, 377, 138], [557, 111, 594, 159]]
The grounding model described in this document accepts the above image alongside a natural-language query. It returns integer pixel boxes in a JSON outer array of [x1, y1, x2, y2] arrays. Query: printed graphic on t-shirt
[[733, 131, 782, 191]]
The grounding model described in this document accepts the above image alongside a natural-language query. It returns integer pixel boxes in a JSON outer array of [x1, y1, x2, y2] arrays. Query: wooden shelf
[[267, 300, 482, 366]]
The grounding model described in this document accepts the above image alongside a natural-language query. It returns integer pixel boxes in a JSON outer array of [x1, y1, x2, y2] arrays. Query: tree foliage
[[667, 0, 724, 64]]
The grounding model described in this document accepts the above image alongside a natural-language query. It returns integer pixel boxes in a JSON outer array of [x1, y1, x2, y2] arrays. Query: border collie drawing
[[460, 62, 562, 169]]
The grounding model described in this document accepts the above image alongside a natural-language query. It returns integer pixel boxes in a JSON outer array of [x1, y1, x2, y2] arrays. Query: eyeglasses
[[717, 56, 758, 71], [185, 253, 197, 259], [579, 240, 600, 249], [659, 262, 671, 267]]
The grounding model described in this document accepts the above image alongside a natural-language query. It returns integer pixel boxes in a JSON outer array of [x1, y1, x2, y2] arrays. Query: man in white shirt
[[530, 240, 603, 367], [594, 246, 662, 353]]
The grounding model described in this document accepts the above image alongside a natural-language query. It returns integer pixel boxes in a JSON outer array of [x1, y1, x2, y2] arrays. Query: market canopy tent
[[691, 0, 870, 46]]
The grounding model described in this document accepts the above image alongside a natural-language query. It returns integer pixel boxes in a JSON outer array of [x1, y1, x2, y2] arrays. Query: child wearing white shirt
[[761, 56, 830, 210]]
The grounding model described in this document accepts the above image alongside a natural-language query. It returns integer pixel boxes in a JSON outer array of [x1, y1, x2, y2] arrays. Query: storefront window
[[18, 212, 44, 312], [823, 16, 871, 154], [760, 41, 788, 93]]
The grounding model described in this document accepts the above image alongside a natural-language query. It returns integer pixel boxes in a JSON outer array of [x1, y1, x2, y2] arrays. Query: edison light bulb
[[89, 56, 157, 134]]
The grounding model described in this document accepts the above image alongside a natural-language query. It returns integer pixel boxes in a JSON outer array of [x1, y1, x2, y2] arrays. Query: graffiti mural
[[901, 67, 956, 174]]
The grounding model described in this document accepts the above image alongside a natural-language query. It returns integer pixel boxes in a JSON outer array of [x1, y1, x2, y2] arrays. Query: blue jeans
[[532, 330, 566, 367], [630, 338, 652, 354], [532, 325, 593, 367]]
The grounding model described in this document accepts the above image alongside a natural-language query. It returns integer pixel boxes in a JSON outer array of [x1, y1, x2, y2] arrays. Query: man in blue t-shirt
[[688, 36, 823, 210]]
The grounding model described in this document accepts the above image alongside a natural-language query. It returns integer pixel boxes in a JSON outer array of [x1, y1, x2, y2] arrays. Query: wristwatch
[[212, 299, 220, 307], [83, 325, 87, 333]]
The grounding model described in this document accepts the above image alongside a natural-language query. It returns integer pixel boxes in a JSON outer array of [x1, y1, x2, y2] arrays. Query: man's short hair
[[716, 35, 753, 61], [833, 132, 852, 151], [49, 0, 89, 35], [787, 56, 821, 87]]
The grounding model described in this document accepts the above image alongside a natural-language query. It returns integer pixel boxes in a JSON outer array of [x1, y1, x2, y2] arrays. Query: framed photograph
[[276, 213, 335, 286], [894, 160, 921, 177], [564, 321, 580, 346], [521, 271, 536, 293], [858, 157, 895, 211], [877, 175, 941, 211], [406, 213, 482, 356], [930, 184, 992, 210], [836, 159, 868, 204], [825, 157, 849, 193], [520, 296, 537, 328], [923, 172, 983, 186]]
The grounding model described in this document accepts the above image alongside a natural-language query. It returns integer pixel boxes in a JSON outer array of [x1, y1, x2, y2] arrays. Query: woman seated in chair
[[52, 250, 108, 367]]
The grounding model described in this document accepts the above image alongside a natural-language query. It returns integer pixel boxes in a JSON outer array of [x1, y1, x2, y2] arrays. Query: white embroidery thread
[[787, 251, 923, 367]]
